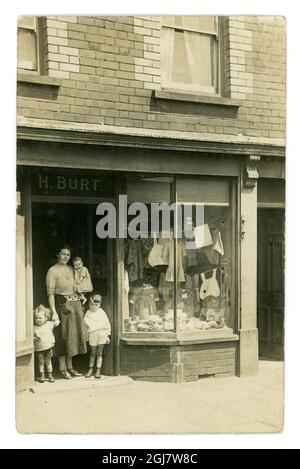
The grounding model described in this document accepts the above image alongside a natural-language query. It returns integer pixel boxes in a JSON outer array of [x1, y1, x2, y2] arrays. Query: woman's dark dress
[[46, 264, 87, 357]]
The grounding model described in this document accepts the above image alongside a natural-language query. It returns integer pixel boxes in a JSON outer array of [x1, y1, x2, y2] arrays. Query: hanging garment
[[130, 285, 159, 320], [143, 268, 161, 288], [125, 239, 144, 283], [211, 228, 224, 255], [202, 245, 220, 266], [185, 245, 198, 275], [158, 272, 173, 303], [181, 274, 200, 317], [148, 237, 168, 267], [162, 239, 186, 282], [200, 269, 220, 300], [194, 224, 213, 249], [142, 238, 155, 268], [196, 250, 219, 274], [201, 228, 224, 266]]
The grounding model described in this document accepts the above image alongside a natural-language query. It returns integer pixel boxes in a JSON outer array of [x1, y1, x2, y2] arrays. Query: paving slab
[[16, 360, 284, 434]]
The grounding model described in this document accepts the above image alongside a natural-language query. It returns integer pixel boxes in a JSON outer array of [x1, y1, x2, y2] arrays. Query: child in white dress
[[84, 294, 111, 379]]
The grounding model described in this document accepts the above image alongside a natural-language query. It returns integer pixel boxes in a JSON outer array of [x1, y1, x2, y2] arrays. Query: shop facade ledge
[[121, 328, 239, 346]]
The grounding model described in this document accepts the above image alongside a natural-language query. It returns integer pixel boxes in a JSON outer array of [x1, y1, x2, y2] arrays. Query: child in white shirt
[[34, 304, 60, 383], [84, 294, 111, 379]]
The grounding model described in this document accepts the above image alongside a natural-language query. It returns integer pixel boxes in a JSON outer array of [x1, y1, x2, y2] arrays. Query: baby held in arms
[[73, 256, 93, 305]]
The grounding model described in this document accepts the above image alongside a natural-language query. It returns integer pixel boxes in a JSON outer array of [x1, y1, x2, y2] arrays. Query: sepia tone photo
[[16, 15, 285, 434]]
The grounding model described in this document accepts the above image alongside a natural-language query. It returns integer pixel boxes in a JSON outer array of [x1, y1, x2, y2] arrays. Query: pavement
[[16, 360, 284, 434]]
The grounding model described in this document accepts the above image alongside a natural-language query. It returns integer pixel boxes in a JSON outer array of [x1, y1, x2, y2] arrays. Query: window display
[[175, 204, 232, 331], [122, 176, 234, 334]]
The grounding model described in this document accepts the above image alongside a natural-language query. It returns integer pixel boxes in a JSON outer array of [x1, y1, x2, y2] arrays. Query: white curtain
[[185, 32, 213, 87]]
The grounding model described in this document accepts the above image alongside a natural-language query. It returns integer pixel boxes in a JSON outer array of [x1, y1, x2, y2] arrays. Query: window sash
[[17, 16, 40, 73], [161, 25, 219, 95]]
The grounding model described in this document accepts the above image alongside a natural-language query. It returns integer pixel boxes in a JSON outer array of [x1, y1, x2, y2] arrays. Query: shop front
[[16, 132, 284, 389]]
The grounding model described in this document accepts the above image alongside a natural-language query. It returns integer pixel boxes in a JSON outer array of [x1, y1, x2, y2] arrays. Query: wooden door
[[257, 209, 285, 360]]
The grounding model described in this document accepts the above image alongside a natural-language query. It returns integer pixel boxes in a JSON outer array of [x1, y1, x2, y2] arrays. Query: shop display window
[[122, 175, 235, 335]]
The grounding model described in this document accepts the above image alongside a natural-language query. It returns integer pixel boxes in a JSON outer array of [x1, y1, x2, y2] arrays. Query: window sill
[[17, 73, 62, 88], [121, 328, 239, 346], [154, 89, 242, 108]]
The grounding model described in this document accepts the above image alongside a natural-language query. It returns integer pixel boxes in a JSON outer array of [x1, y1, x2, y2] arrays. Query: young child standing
[[84, 294, 111, 379], [34, 305, 60, 383], [73, 257, 93, 305]]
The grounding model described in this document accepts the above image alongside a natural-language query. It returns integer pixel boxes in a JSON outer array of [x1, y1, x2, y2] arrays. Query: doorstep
[[27, 375, 133, 395]]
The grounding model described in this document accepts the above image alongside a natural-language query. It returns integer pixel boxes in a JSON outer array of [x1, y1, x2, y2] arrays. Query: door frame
[[30, 194, 119, 375]]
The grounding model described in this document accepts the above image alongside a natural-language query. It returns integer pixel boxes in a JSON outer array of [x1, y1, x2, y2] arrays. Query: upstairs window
[[161, 16, 220, 95], [17, 16, 43, 74]]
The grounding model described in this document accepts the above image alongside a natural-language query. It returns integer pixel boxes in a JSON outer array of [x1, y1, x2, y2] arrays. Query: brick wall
[[120, 344, 174, 382], [120, 342, 237, 383], [17, 15, 285, 139], [181, 343, 237, 382]]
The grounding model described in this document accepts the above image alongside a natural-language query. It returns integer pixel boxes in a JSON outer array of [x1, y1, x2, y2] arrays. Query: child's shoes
[[60, 370, 72, 379], [85, 368, 93, 378], [48, 372, 55, 383], [39, 372, 45, 383], [95, 368, 101, 379]]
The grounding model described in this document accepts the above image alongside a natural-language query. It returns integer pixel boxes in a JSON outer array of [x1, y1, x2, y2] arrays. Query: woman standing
[[46, 245, 87, 379]]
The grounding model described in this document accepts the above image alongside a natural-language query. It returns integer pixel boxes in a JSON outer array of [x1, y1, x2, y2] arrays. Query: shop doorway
[[257, 208, 285, 360], [32, 201, 115, 376]]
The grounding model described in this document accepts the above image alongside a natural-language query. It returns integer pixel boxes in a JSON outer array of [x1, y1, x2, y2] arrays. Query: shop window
[[122, 175, 235, 335], [17, 16, 44, 74], [161, 16, 220, 95], [123, 176, 175, 333]]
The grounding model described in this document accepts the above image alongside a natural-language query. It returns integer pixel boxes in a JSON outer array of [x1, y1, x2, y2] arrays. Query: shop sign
[[32, 172, 113, 198]]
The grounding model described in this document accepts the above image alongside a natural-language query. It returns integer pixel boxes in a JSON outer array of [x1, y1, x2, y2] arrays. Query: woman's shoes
[[94, 368, 101, 379], [60, 370, 72, 379], [85, 368, 93, 378], [67, 368, 82, 377], [39, 372, 45, 383]]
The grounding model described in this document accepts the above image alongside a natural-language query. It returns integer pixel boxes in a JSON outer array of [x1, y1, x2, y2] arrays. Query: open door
[[32, 202, 115, 376], [257, 209, 285, 360]]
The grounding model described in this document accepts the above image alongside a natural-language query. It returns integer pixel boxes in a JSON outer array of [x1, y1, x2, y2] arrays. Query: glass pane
[[174, 16, 217, 33], [175, 178, 233, 332], [123, 176, 176, 333], [17, 29, 37, 70], [172, 30, 214, 88], [177, 178, 230, 204]]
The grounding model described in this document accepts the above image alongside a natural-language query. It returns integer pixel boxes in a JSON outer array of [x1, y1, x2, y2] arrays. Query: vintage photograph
[[16, 15, 285, 434]]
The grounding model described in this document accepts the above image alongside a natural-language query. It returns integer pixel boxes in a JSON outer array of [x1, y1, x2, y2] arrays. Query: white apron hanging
[[200, 269, 220, 300]]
